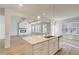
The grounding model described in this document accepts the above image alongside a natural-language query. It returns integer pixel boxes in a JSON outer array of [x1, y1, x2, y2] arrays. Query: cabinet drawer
[[41, 42, 48, 55], [42, 41, 48, 47], [49, 39, 55, 50], [49, 38, 58, 55], [33, 41, 48, 49], [33, 43, 42, 50], [42, 41, 48, 45], [33, 41, 49, 55], [49, 39, 55, 44], [41, 47, 48, 55], [33, 48, 41, 55], [49, 46, 58, 54], [55, 41, 58, 50], [49, 49, 55, 54]]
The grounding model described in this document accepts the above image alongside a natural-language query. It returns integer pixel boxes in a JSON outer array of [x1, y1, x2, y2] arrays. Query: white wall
[[54, 21, 62, 36], [10, 16, 21, 36], [6, 8, 28, 36], [0, 8, 5, 39], [51, 20, 62, 36], [0, 8, 28, 39], [10, 16, 31, 36], [19, 21, 31, 35], [0, 15, 5, 39]]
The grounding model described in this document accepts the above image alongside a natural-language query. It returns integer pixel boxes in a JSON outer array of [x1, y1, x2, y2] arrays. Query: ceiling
[[0, 4, 79, 21]]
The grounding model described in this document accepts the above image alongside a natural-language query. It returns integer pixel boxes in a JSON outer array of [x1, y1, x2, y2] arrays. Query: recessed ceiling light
[[37, 16, 40, 19], [19, 4, 23, 7]]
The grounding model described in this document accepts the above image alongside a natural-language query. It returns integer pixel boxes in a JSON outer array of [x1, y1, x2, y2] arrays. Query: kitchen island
[[23, 35, 61, 55]]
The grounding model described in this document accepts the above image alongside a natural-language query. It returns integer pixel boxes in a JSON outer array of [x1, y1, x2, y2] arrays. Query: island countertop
[[23, 35, 56, 45]]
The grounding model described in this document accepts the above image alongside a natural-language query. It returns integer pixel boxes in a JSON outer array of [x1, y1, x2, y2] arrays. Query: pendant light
[[37, 16, 40, 20], [52, 5, 56, 36], [52, 5, 56, 25]]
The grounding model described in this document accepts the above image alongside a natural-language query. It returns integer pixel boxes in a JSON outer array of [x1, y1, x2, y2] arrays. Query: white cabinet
[[58, 36, 63, 50], [24, 36, 59, 55], [25, 41, 49, 55], [49, 38, 58, 54], [33, 47, 41, 55], [25, 43, 32, 55], [41, 41, 48, 55], [33, 43, 41, 55]]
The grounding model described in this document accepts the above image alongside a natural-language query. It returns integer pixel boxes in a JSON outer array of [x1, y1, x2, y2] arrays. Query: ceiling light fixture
[[52, 5, 56, 36], [53, 5, 55, 21], [37, 16, 40, 20], [19, 4, 23, 7], [51, 5, 56, 25]]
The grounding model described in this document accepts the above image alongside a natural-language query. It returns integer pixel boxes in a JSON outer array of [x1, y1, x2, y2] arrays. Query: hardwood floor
[[0, 39, 4, 54], [56, 42, 79, 55], [0, 36, 26, 55], [0, 36, 79, 55]]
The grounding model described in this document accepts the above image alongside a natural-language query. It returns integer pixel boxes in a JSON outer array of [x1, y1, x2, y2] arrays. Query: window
[[43, 24, 47, 33], [31, 21, 50, 35], [62, 22, 79, 35]]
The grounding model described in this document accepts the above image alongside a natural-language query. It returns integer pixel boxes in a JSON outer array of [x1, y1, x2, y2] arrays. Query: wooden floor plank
[[0, 36, 79, 55]]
